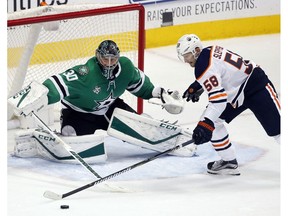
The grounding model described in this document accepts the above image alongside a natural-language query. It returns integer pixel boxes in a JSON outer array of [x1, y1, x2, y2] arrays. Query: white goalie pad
[[107, 108, 197, 157], [14, 129, 107, 164]]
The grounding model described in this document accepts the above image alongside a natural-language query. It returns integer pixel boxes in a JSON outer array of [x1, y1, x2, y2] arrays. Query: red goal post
[[7, 3, 145, 128]]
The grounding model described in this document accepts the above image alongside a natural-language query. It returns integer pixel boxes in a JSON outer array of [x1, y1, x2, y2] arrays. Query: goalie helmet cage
[[7, 3, 145, 127]]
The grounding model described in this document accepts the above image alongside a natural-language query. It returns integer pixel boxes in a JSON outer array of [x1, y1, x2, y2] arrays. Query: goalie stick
[[31, 111, 128, 192], [43, 138, 195, 200]]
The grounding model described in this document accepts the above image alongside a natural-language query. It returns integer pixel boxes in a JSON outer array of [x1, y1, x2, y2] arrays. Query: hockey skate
[[207, 159, 240, 176]]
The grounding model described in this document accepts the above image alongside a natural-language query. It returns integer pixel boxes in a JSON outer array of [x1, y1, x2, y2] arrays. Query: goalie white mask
[[96, 40, 120, 80], [176, 34, 203, 62]]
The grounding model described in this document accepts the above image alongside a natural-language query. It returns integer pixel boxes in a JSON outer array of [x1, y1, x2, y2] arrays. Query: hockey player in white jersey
[[176, 34, 280, 175]]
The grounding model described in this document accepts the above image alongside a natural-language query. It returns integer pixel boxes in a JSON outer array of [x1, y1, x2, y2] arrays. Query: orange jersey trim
[[212, 139, 230, 148], [266, 83, 281, 110], [209, 93, 227, 101], [196, 46, 213, 81]]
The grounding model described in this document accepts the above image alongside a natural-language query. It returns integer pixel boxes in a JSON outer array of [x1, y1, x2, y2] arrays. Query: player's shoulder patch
[[195, 47, 212, 79], [78, 65, 89, 76], [71, 57, 96, 76]]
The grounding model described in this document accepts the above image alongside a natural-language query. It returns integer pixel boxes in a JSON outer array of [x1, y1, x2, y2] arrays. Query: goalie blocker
[[7, 81, 55, 129], [107, 108, 197, 157]]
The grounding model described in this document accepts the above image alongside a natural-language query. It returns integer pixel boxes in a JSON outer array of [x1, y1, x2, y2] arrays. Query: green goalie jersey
[[43, 56, 155, 115]]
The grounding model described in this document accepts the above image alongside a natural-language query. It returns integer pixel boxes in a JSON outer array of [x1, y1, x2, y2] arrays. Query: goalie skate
[[207, 159, 240, 176]]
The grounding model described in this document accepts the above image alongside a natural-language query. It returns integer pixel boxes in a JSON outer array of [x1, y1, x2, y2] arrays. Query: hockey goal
[[7, 3, 145, 129]]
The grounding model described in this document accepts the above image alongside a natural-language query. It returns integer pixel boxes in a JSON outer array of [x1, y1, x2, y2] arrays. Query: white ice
[[6, 34, 286, 216]]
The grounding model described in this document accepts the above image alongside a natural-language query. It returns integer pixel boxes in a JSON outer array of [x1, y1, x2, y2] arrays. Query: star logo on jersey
[[93, 92, 116, 111], [93, 86, 101, 94], [78, 66, 89, 75]]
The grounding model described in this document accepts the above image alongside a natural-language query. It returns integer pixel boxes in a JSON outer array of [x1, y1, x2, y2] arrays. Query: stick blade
[[43, 190, 63, 200]]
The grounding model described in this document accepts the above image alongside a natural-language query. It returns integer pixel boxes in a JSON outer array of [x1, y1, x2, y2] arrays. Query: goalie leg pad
[[13, 129, 107, 164], [14, 129, 39, 158], [108, 108, 197, 157]]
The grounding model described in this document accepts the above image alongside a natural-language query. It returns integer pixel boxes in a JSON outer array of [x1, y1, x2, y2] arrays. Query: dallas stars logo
[[93, 92, 116, 111]]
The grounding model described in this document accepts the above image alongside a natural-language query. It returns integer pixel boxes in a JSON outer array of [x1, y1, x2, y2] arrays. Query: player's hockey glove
[[193, 118, 215, 144], [183, 81, 204, 103]]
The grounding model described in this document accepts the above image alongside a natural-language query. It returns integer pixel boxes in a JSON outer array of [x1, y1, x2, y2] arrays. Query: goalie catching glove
[[149, 87, 185, 114], [8, 81, 49, 116]]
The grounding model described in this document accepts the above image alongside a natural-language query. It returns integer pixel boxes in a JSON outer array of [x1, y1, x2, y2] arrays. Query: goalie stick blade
[[43, 191, 63, 200], [43, 184, 133, 201]]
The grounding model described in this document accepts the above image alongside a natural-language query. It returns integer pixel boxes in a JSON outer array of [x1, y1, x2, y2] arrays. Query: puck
[[60, 205, 69, 209]]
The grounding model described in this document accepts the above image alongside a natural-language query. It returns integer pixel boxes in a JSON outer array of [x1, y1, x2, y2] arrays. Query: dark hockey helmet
[[96, 40, 120, 80]]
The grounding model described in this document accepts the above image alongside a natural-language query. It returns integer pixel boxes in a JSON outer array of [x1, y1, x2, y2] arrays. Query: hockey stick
[[43, 139, 195, 200], [31, 111, 127, 192], [31, 111, 102, 178]]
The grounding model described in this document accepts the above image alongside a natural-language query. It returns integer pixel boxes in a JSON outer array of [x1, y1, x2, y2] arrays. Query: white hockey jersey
[[195, 46, 258, 122]]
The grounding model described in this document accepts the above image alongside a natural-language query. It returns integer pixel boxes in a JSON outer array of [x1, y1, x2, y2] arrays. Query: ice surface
[[6, 34, 284, 216]]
